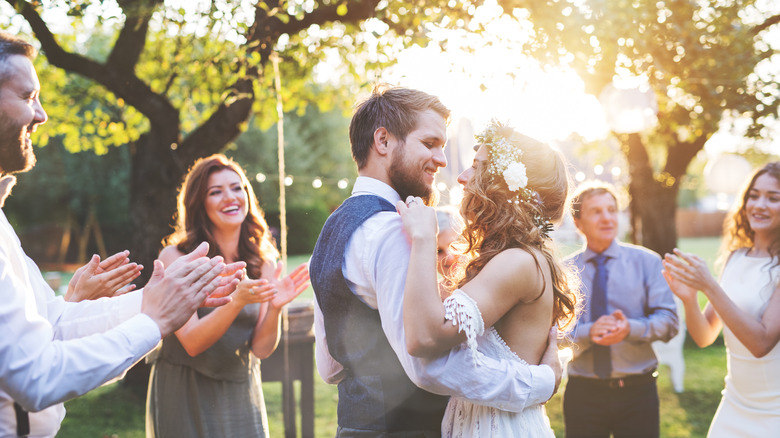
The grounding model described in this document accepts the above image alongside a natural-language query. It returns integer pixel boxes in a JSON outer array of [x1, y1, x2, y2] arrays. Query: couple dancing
[[311, 85, 580, 437]]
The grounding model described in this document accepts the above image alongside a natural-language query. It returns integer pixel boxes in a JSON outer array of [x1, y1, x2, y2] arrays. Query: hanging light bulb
[[255, 173, 266, 183], [312, 178, 323, 189], [284, 176, 293, 186], [337, 178, 349, 189]]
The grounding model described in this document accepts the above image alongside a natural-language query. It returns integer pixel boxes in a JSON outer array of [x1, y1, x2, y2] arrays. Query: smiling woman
[[662, 162, 780, 437], [146, 154, 310, 438]]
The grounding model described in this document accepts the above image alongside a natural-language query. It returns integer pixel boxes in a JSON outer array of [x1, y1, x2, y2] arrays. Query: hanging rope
[[270, 51, 294, 436], [271, 51, 288, 268]]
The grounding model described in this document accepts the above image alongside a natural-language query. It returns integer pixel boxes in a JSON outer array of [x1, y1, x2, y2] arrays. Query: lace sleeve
[[443, 289, 485, 365]]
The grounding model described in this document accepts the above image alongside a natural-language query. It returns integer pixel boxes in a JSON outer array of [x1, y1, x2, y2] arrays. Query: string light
[[252, 173, 354, 190]]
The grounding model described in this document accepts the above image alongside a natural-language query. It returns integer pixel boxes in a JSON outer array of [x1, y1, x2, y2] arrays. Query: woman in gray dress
[[146, 154, 309, 438]]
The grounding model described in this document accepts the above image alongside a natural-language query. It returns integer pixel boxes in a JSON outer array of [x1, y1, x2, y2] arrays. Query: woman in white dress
[[662, 161, 780, 437], [398, 121, 581, 437]]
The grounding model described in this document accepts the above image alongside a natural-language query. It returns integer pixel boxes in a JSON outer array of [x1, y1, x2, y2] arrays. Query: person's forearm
[[251, 305, 282, 359], [174, 300, 243, 356], [705, 282, 779, 356], [403, 234, 461, 357], [408, 351, 555, 412], [681, 295, 720, 347]]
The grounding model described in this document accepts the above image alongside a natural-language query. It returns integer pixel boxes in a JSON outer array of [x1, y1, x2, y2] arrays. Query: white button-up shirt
[[0, 209, 161, 437], [314, 176, 554, 412]]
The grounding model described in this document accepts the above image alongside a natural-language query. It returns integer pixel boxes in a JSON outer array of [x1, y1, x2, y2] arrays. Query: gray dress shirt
[[565, 240, 679, 378]]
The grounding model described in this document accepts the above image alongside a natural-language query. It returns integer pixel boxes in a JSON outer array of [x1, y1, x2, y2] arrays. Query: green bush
[[265, 205, 331, 255]]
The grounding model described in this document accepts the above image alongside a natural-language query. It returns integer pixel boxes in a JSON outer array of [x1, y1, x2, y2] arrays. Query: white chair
[[652, 298, 686, 393]]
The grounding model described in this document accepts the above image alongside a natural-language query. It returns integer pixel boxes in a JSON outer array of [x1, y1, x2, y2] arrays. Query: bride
[[398, 121, 581, 436]]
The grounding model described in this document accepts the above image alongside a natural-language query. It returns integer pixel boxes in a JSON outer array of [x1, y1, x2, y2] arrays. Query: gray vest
[[310, 195, 448, 433]]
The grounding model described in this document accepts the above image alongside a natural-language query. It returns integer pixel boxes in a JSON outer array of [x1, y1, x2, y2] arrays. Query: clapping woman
[[145, 154, 309, 438], [662, 162, 780, 437]]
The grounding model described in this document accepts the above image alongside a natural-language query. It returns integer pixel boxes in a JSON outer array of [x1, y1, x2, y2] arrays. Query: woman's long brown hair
[[163, 154, 278, 279]]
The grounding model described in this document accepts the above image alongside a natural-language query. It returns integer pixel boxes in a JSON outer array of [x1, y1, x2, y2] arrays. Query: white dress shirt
[[313, 176, 554, 412], [0, 209, 161, 437]]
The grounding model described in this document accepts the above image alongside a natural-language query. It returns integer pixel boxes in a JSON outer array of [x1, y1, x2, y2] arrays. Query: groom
[[310, 84, 561, 436]]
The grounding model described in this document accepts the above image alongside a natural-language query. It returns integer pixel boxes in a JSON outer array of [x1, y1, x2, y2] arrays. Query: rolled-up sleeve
[[370, 216, 554, 412], [625, 255, 679, 343]]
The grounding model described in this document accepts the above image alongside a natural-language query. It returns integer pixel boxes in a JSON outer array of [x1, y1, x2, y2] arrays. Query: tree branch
[[8, 0, 178, 131], [664, 135, 708, 179], [752, 13, 780, 36], [180, 0, 382, 162], [106, 0, 162, 71]]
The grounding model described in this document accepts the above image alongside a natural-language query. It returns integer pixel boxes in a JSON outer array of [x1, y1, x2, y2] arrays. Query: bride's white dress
[[441, 290, 555, 438], [708, 249, 780, 438]]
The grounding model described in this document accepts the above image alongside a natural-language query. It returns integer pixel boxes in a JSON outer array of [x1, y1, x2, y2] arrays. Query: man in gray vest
[[311, 84, 562, 437]]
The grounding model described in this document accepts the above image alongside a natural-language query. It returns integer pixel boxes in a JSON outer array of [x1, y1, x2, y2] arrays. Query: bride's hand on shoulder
[[396, 196, 437, 242]]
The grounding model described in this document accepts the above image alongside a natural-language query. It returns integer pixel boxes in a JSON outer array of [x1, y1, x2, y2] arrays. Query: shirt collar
[[0, 175, 17, 208], [583, 239, 621, 264], [351, 176, 402, 205]]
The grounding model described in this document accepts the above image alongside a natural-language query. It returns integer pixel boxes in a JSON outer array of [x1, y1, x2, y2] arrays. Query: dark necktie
[[591, 254, 612, 379]]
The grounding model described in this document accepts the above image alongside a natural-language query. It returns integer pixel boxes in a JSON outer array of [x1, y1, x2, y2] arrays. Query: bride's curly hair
[[455, 127, 581, 330]]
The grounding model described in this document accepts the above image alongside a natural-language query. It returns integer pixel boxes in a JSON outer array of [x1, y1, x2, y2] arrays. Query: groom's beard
[[389, 145, 439, 207]]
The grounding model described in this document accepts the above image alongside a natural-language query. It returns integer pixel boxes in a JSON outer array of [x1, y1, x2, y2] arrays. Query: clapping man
[[0, 31, 241, 437]]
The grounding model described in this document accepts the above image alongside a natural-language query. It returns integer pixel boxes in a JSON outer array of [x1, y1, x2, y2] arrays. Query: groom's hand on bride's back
[[541, 327, 563, 401]]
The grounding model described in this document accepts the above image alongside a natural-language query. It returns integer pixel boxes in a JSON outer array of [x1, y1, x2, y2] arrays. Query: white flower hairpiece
[[474, 119, 553, 239]]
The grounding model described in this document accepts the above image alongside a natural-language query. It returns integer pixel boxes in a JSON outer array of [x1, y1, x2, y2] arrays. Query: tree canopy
[[2, 0, 779, 266]]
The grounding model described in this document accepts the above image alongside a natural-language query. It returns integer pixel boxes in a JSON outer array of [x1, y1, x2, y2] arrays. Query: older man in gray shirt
[[563, 181, 678, 438]]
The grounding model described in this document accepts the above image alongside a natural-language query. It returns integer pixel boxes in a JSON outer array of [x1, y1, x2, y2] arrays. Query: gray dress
[[146, 303, 268, 438]]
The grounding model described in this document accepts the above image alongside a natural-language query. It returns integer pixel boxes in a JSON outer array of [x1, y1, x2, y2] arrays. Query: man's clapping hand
[[65, 250, 142, 302], [141, 242, 244, 338]]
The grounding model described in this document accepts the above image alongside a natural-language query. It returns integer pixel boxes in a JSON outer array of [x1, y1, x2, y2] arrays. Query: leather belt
[[569, 371, 657, 389], [14, 402, 29, 436]]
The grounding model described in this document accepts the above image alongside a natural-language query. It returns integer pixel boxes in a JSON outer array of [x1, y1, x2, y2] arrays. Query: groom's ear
[[373, 127, 391, 157]]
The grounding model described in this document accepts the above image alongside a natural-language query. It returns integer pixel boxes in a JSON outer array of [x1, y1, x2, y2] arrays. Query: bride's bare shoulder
[[484, 249, 548, 298]]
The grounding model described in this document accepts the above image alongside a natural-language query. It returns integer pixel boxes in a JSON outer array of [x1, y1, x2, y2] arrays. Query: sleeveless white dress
[[440, 290, 555, 438], [708, 249, 780, 438]]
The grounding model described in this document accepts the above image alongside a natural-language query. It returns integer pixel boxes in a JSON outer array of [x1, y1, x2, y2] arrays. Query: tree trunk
[[123, 127, 187, 393], [629, 178, 679, 257], [623, 133, 680, 257]]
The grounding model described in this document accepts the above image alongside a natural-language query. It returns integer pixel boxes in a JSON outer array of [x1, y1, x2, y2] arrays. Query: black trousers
[[563, 375, 660, 438]]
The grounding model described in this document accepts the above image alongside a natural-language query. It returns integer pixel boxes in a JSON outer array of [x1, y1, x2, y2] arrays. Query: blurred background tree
[[518, 0, 779, 255]]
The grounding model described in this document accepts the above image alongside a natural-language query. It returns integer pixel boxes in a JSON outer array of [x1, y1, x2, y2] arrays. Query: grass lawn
[[58, 238, 727, 437]]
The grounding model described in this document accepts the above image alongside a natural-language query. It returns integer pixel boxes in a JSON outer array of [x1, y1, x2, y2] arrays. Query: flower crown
[[475, 120, 553, 238]]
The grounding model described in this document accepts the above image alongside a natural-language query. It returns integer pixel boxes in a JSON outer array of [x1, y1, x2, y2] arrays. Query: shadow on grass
[[59, 382, 146, 438]]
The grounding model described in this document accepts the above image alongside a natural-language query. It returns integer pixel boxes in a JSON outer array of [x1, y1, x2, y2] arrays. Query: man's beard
[[0, 116, 35, 174], [389, 145, 439, 206]]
